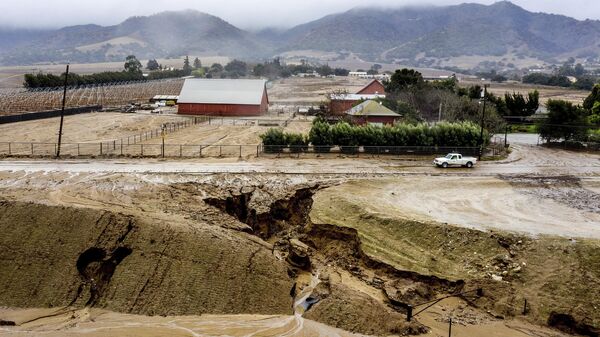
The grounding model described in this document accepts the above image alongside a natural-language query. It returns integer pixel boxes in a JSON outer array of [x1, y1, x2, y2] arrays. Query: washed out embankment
[[310, 180, 600, 335], [201, 183, 471, 335], [2, 172, 600, 336], [0, 200, 293, 316]]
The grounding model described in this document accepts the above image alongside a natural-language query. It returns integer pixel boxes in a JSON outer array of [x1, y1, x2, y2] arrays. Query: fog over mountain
[[0, 0, 599, 30], [1, 1, 600, 67]]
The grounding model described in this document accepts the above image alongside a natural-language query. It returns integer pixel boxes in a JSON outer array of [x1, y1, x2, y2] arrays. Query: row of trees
[[24, 70, 145, 88], [261, 120, 488, 153], [252, 58, 349, 79], [23, 55, 186, 88], [24, 55, 355, 87], [522, 62, 598, 90]]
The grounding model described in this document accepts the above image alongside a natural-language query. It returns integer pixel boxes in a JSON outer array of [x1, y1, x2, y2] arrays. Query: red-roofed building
[[356, 79, 386, 95]]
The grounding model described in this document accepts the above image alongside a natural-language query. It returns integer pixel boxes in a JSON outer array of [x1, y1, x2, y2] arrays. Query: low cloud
[[0, 0, 598, 29]]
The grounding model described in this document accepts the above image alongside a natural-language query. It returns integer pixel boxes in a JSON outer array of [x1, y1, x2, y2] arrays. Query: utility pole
[[56, 64, 70, 157], [478, 84, 489, 161], [161, 124, 166, 158]]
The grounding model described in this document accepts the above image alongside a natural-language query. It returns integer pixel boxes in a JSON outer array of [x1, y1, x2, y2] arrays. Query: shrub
[[331, 122, 359, 154], [309, 121, 333, 153], [260, 128, 286, 153], [286, 133, 308, 153]]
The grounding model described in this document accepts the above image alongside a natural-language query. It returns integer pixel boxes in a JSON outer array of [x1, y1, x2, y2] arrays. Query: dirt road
[[0, 141, 598, 176]]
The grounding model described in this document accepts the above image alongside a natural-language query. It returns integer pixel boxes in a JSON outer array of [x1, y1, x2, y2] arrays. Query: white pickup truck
[[433, 153, 477, 168]]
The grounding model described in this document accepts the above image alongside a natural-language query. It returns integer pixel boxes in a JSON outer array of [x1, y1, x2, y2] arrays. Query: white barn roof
[[178, 79, 267, 105], [330, 93, 386, 101]]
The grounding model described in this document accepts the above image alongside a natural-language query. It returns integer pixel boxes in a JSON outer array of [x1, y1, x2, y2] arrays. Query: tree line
[[522, 61, 597, 90], [261, 119, 487, 153], [23, 55, 354, 88], [375, 69, 540, 134], [24, 55, 190, 88]]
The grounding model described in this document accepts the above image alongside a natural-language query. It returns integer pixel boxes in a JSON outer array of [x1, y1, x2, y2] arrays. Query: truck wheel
[[466, 162, 473, 168], [442, 162, 448, 168]]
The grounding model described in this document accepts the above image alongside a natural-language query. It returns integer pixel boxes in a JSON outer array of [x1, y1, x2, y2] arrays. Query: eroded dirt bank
[[0, 200, 293, 316], [0, 171, 598, 336], [311, 178, 600, 336]]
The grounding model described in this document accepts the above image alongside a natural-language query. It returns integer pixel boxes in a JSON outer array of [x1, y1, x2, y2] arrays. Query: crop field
[[0, 79, 183, 116], [460, 78, 590, 105]]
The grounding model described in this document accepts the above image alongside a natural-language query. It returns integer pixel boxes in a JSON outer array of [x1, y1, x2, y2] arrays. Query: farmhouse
[[329, 93, 386, 115], [356, 79, 386, 95], [177, 79, 268, 116], [345, 100, 401, 126]]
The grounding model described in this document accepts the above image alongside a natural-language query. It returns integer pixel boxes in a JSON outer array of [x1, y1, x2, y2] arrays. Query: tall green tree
[[504, 91, 539, 116], [224, 59, 248, 77], [182, 56, 193, 76], [583, 84, 600, 110], [146, 59, 159, 71], [124, 55, 142, 73], [385, 68, 424, 92], [193, 57, 202, 69], [537, 100, 590, 142]]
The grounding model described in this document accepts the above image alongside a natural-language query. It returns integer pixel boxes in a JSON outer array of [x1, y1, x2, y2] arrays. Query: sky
[[1, 0, 599, 30]]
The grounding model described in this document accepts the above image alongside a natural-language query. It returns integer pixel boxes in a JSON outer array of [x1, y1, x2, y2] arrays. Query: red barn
[[356, 79, 386, 95], [177, 79, 268, 116]]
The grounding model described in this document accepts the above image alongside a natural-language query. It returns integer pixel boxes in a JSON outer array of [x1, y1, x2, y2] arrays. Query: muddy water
[[0, 306, 364, 337], [0, 273, 362, 337]]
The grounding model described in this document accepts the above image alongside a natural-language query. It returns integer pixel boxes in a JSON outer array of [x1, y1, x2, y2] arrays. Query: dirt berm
[[0, 200, 293, 316]]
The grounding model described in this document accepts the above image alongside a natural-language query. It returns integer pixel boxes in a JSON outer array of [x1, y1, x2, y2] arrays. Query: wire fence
[[0, 142, 262, 158], [0, 142, 503, 159], [261, 145, 503, 158]]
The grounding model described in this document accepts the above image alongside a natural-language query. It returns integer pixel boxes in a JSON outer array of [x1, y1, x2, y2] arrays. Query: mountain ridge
[[2, 2, 600, 67]]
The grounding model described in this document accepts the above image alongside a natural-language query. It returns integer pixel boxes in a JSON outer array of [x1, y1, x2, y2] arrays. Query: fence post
[[257, 145, 259, 157], [239, 145, 242, 158], [120, 140, 123, 156], [141, 144, 144, 156], [54, 143, 57, 155], [8, 142, 11, 155], [219, 145, 222, 157], [77, 143, 80, 156], [180, 145, 182, 158], [31, 143, 34, 155], [113, 140, 116, 150], [199, 146, 202, 157], [100, 142, 103, 155]]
